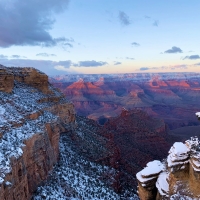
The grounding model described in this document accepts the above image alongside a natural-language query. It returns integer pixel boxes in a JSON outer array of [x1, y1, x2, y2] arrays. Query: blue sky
[[0, 0, 200, 75]]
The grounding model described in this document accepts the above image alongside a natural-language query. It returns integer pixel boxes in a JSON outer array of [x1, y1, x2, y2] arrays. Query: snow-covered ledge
[[137, 137, 200, 199]]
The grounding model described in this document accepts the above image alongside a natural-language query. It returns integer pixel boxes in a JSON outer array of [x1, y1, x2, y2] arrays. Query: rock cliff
[[0, 65, 75, 199], [136, 136, 200, 199]]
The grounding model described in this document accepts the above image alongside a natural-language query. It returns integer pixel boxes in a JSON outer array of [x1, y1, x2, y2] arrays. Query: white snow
[[136, 171, 157, 183], [156, 172, 169, 196], [136, 160, 164, 184], [167, 142, 190, 167], [169, 142, 189, 158], [195, 112, 200, 118], [141, 160, 164, 177]]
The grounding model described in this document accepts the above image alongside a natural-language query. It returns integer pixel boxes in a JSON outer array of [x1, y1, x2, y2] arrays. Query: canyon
[[1, 66, 200, 199], [50, 73, 200, 130]]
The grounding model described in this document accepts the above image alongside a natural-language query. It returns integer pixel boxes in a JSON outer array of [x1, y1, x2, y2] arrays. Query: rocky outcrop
[[136, 137, 200, 199], [0, 65, 75, 199], [0, 65, 49, 93]]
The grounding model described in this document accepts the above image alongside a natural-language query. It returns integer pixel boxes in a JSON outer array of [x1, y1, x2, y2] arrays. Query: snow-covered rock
[[137, 136, 200, 199]]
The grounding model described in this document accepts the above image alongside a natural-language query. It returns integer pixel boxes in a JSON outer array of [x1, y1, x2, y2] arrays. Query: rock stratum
[[0, 65, 75, 199], [136, 137, 200, 199]]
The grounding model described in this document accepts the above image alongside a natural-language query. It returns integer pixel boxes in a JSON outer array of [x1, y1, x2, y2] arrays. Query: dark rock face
[[0, 65, 75, 199], [99, 109, 172, 175]]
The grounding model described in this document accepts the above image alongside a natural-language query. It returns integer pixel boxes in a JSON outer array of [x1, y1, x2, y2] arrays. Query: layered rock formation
[[50, 73, 200, 131], [0, 65, 75, 199], [137, 137, 200, 199]]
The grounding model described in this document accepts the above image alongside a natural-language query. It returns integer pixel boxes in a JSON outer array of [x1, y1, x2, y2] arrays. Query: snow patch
[[141, 160, 164, 177]]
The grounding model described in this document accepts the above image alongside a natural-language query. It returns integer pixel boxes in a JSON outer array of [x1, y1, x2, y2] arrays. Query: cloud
[[119, 11, 131, 26], [11, 55, 21, 58], [0, 0, 70, 48], [11, 55, 26, 58], [170, 64, 187, 70], [195, 63, 200, 66], [131, 42, 140, 47], [140, 67, 150, 71], [114, 62, 121, 65], [76, 60, 108, 67], [54, 65, 77, 74], [164, 46, 183, 54], [144, 15, 151, 19], [126, 57, 134, 60], [36, 53, 56, 57], [63, 43, 73, 48], [152, 20, 159, 27], [0, 54, 8, 59], [138, 64, 188, 71], [183, 55, 200, 60]]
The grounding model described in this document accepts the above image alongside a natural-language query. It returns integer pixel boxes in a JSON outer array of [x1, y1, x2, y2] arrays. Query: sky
[[0, 0, 200, 76]]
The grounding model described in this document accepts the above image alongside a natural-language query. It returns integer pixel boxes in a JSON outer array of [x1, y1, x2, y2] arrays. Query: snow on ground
[[156, 172, 169, 196], [33, 134, 139, 200], [0, 106, 5, 115]]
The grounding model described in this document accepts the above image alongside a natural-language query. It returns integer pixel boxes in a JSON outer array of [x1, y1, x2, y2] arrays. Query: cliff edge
[[0, 65, 75, 199]]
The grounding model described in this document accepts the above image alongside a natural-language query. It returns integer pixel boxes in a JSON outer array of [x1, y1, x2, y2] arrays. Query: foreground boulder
[[0, 65, 75, 199]]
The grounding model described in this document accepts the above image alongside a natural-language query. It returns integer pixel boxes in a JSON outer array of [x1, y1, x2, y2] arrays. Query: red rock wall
[[0, 67, 14, 93]]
